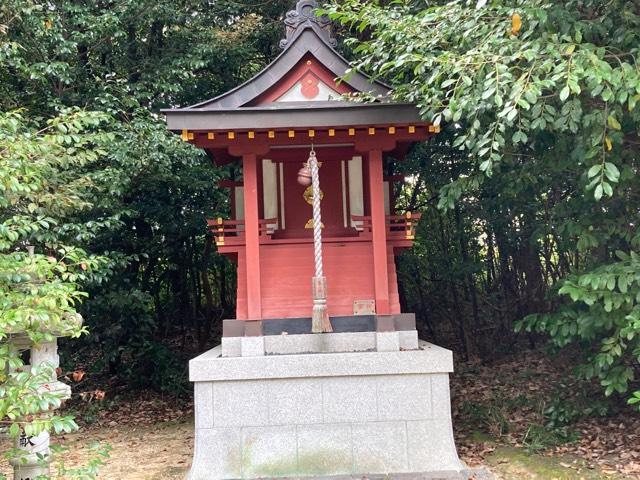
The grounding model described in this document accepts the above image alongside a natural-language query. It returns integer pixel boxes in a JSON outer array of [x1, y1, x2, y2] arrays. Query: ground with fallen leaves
[[1, 349, 638, 479], [455, 351, 640, 479]]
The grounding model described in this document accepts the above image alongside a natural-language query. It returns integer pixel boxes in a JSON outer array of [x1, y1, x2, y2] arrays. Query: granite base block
[[188, 341, 464, 480], [222, 330, 421, 357]]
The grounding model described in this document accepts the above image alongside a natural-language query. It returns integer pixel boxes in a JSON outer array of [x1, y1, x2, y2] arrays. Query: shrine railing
[[208, 218, 278, 247], [208, 214, 419, 248], [351, 212, 421, 241]]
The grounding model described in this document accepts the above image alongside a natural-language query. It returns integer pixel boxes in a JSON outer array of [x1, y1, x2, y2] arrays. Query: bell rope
[[308, 147, 332, 333]]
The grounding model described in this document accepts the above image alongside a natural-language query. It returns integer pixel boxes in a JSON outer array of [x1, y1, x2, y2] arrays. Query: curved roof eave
[[164, 102, 425, 132], [182, 26, 390, 111]]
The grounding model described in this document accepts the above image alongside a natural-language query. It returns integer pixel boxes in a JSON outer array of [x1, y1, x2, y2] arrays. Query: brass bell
[[297, 163, 312, 186]]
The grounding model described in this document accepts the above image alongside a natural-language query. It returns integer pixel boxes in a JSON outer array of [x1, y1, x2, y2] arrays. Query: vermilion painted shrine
[[164, 2, 470, 479], [165, 7, 439, 321]]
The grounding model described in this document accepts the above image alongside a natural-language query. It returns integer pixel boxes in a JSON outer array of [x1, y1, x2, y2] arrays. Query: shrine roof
[[165, 101, 424, 131], [163, 1, 426, 132], [182, 28, 390, 111]]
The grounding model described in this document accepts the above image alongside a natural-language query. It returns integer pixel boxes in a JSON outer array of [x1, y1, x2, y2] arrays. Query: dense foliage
[[2, 0, 639, 472], [327, 0, 640, 406], [1, 0, 294, 395], [1, 0, 293, 468], [0, 108, 111, 467]]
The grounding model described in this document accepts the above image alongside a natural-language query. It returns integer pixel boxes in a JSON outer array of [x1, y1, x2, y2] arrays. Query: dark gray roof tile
[[164, 103, 424, 131], [164, 1, 406, 131], [168, 25, 388, 113]]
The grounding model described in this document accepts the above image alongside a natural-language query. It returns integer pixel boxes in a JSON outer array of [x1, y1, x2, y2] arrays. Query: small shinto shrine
[[164, 2, 467, 479]]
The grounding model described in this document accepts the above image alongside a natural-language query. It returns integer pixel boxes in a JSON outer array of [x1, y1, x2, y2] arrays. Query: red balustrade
[[351, 212, 421, 241], [207, 218, 278, 247]]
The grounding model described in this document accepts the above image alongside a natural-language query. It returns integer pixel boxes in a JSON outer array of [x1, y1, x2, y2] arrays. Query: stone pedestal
[[188, 338, 465, 479]]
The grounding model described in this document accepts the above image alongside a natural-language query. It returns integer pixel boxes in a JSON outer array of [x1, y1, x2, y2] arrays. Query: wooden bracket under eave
[[181, 129, 194, 141]]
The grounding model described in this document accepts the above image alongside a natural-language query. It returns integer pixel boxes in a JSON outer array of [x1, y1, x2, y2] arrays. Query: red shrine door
[[277, 158, 352, 238]]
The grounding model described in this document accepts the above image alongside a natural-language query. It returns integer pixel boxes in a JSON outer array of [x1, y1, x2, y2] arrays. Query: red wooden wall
[[235, 241, 400, 319]]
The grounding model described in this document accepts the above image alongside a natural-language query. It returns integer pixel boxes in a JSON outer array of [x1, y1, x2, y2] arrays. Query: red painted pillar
[[243, 153, 262, 319], [368, 149, 390, 314]]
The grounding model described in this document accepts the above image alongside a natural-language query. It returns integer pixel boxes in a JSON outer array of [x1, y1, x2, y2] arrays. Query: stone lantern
[[9, 338, 72, 479], [6, 247, 81, 479]]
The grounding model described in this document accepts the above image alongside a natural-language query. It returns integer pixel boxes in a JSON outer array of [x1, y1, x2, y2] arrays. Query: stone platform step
[[188, 342, 465, 480], [239, 471, 493, 480], [222, 330, 419, 357]]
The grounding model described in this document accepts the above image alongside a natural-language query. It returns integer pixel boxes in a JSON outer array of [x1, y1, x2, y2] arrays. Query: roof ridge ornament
[[280, 0, 337, 49]]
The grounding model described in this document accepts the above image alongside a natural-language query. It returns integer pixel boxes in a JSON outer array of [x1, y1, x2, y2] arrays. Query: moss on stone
[[245, 448, 353, 477], [296, 449, 353, 475]]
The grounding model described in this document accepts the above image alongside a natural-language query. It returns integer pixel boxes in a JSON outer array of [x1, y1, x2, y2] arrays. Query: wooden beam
[[191, 124, 430, 149], [266, 147, 356, 162]]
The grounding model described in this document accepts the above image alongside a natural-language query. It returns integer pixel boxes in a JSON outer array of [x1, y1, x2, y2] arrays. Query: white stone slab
[[221, 336, 242, 357], [194, 382, 213, 429], [352, 421, 408, 473], [190, 341, 453, 382], [323, 376, 378, 423], [188, 428, 242, 480], [213, 380, 269, 427], [376, 331, 400, 351], [242, 426, 297, 477], [268, 378, 323, 425], [241, 336, 265, 357], [431, 374, 453, 420], [378, 374, 432, 421], [264, 332, 375, 355], [399, 330, 419, 350], [407, 419, 464, 473], [189, 343, 463, 479], [296, 423, 353, 476]]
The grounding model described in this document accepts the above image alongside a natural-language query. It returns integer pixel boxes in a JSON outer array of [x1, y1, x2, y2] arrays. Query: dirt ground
[[0, 421, 192, 480], [2, 350, 639, 479], [57, 421, 193, 479], [1, 418, 634, 479]]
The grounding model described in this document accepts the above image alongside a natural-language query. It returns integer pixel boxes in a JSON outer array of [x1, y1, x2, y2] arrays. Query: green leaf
[[603, 163, 620, 183], [482, 87, 496, 100], [618, 276, 628, 294], [607, 115, 621, 130], [594, 184, 603, 201], [587, 165, 601, 178]]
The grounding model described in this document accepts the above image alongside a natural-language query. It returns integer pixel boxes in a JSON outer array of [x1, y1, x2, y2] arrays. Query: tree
[[0, 109, 112, 471], [1, 0, 295, 395], [1, 0, 296, 468], [327, 0, 640, 405]]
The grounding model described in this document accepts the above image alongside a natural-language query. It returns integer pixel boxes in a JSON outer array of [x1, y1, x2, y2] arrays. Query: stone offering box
[[188, 315, 466, 479]]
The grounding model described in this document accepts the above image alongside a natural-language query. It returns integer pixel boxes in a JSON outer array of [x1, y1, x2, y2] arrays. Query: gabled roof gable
[[161, 1, 430, 136], [246, 52, 355, 105], [182, 6, 389, 111]]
